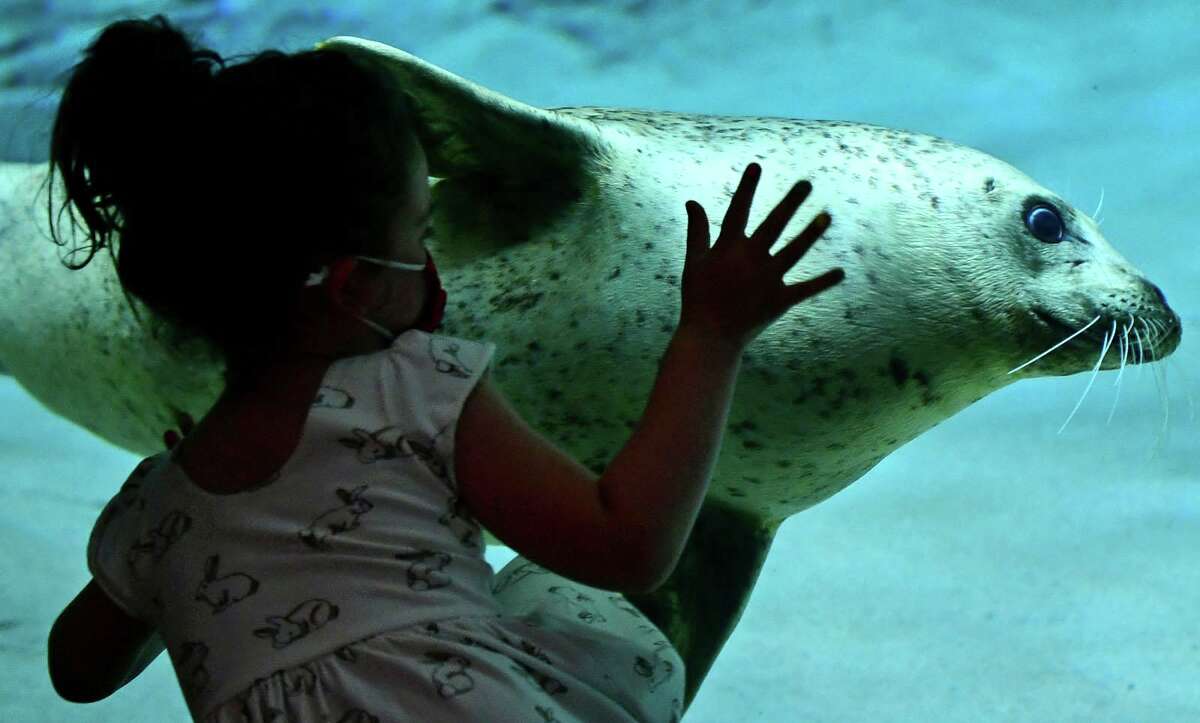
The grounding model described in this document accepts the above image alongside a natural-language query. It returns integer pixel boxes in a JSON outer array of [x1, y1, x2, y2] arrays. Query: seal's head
[[970, 165, 1178, 378], [847, 138, 1183, 383], [1003, 187, 1180, 376]]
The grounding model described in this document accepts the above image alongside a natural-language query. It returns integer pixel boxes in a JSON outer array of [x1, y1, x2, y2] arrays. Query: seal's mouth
[[1031, 307, 1181, 362], [1032, 308, 1108, 349]]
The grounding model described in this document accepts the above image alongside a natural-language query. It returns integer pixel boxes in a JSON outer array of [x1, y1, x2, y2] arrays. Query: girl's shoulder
[[175, 368, 327, 495]]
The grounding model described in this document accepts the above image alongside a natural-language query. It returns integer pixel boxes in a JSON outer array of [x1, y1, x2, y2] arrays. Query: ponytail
[[47, 14, 417, 386]]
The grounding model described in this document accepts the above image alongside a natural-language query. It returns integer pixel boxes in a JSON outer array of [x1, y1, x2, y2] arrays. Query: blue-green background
[[1, 2, 1196, 721]]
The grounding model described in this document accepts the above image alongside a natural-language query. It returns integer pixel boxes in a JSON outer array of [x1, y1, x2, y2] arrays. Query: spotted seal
[[0, 36, 1180, 707]]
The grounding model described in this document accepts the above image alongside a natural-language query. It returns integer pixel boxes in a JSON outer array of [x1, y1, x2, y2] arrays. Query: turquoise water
[[1, 2, 1196, 721]]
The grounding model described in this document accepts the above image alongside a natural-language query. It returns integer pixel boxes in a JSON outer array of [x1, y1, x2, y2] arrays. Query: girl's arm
[[456, 326, 742, 593], [457, 166, 838, 593], [48, 579, 165, 703]]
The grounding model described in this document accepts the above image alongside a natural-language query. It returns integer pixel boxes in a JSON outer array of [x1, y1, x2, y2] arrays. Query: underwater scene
[[0, 1, 1195, 721]]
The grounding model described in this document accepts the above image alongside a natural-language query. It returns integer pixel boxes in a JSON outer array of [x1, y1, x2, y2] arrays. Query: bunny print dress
[[87, 330, 684, 723]]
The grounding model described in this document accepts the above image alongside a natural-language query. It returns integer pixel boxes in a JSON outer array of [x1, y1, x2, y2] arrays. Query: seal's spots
[[888, 356, 910, 386]]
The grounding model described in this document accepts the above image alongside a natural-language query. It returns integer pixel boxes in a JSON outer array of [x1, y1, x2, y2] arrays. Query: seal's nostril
[[1146, 280, 1167, 306]]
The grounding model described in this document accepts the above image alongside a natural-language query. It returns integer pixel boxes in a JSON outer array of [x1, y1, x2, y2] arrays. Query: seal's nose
[[1145, 280, 1168, 306], [1140, 278, 1184, 352]]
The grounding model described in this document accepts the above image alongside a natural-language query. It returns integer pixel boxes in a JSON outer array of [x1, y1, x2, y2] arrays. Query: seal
[[0, 36, 1181, 707]]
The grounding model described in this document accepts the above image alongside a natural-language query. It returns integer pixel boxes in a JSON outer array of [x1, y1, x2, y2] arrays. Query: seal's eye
[[1025, 204, 1064, 244]]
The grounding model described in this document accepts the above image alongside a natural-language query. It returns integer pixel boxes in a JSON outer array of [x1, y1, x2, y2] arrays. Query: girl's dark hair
[[46, 14, 417, 387]]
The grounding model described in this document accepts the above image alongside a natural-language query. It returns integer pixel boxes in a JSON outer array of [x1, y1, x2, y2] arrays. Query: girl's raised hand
[[679, 162, 844, 351]]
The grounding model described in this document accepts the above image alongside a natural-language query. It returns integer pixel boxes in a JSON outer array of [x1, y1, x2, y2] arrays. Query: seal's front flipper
[[625, 500, 779, 710], [315, 36, 608, 260], [315, 36, 604, 183]]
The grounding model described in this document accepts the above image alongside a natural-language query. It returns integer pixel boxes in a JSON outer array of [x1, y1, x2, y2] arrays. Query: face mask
[[305, 252, 447, 339]]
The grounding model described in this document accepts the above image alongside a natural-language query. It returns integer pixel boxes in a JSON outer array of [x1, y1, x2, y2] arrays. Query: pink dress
[[88, 330, 684, 722]]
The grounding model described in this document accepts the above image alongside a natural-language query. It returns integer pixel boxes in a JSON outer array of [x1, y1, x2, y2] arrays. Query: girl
[[44, 14, 843, 723]]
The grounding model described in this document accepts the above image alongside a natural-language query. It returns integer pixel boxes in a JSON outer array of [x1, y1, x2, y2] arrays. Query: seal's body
[[0, 38, 1180, 705]]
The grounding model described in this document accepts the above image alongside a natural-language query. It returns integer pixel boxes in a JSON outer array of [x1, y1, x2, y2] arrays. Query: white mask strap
[[304, 253, 427, 287], [355, 314, 398, 340], [355, 254, 426, 271]]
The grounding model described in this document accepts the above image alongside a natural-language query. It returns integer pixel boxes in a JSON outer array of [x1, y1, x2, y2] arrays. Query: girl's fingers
[[752, 180, 813, 250], [772, 211, 832, 271], [685, 200, 711, 261], [718, 163, 761, 242], [782, 267, 845, 309]]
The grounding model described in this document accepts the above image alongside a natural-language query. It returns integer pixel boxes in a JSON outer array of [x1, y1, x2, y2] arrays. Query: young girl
[[44, 15, 843, 723]]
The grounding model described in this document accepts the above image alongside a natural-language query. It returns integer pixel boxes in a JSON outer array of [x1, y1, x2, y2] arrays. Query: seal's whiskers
[[1132, 324, 1146, 370], [1106, 317, 1134, 425], [1059, 320, 1118, 434], [1139, 318, 1167, 422], [1007, 314, 1103, 375], [1134, 317, 1176, 458], [1113, 315, 1136, 387], [1163, 348, 1197, 424], [1093, 186, 1105, 226]]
